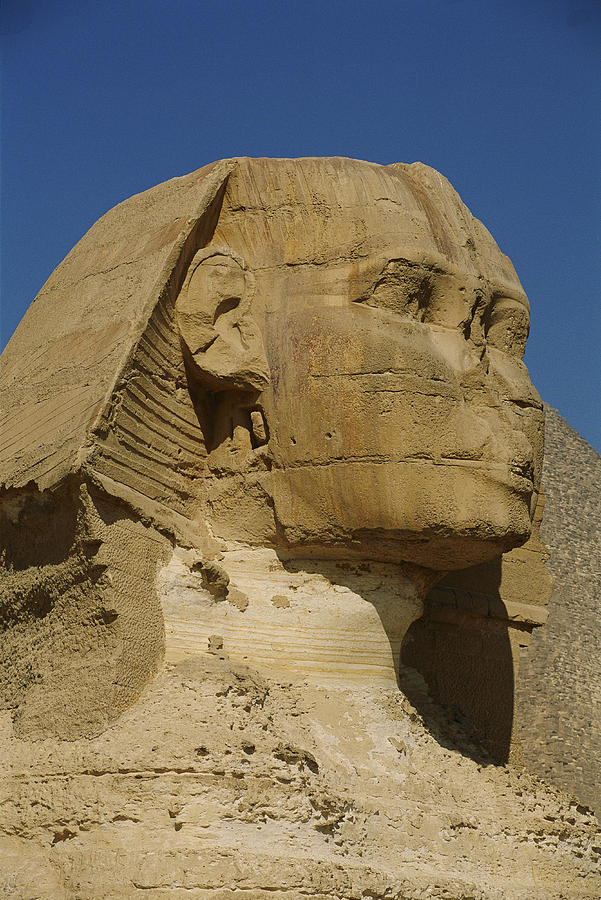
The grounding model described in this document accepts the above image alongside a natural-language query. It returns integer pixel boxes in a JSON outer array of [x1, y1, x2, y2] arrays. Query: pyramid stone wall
[[517, 405, 601, 816]]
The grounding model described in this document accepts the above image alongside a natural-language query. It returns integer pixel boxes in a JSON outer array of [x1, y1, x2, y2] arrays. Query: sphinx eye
[[484, 298, 529, 358], [353, 261, 432, 320]]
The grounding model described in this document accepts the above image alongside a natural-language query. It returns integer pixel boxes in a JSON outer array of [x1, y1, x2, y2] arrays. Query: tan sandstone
[[0, 157, 599, 898]]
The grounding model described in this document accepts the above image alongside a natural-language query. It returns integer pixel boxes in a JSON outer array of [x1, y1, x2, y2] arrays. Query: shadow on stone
[[401, 558, 519, 764]]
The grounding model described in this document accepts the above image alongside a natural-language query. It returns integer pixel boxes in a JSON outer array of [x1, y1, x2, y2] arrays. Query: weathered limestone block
[[1, 157, 598, 898], [160, 548, 424, 682], [517, 407, 601, 817]]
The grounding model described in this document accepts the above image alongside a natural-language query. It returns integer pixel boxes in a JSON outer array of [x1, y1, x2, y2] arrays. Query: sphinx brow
[[488, 292, 530, 313], [250, 259, 528, 312]]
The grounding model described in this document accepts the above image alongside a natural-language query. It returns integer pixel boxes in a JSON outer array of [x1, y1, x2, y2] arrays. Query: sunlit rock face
[[1, 158, 598, 899], [180, 157, 544, 571]]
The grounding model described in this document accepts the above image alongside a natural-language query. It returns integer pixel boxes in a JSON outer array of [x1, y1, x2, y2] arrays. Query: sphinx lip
[[441, 455, 534, 483], [435, 455, 534, 477], [289, 455, 536, 493], [410, 456, 536, 495], [509, 475, 535, 495], [509, 460, 535, 484], [510, 462, 533, 479]]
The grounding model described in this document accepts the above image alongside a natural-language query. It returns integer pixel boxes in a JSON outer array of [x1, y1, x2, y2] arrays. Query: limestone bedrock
[[1, 157, 597, 899], [160, 548, 426, 684]]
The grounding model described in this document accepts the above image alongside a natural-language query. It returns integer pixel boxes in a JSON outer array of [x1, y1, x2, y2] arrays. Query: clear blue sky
[[2, 0, 600, 450]]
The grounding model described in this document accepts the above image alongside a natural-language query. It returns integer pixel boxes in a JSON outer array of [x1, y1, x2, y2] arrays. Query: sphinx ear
[[175, 247, 269, 393]]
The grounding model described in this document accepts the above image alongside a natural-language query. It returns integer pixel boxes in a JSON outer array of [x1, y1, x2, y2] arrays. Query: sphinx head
[[0, 156, 547, 741], [176, 157, 543, 571]]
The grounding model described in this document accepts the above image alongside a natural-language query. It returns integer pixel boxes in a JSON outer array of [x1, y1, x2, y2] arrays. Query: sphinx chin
[[276, 523, 531, 571], [358, 522, 532, 571], [270, 459, 534, 571]]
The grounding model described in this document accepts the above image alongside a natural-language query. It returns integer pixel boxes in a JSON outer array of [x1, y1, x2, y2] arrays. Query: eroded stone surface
[[1, 561, 600, 899], [517, 406, 601, 816], [1, 157, 597, 897]]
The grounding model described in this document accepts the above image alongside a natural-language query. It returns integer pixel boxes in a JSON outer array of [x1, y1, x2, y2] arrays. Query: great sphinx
[[1, 158, 598, 899]]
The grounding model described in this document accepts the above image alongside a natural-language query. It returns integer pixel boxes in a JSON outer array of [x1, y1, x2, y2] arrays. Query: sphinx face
[[206, 158, 544, 569]]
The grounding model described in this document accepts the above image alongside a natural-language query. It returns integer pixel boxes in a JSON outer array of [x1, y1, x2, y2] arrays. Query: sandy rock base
[[2, 658, 600, 898]]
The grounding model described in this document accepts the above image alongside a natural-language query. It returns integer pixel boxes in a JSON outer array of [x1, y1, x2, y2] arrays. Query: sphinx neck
[[160, 547, 437, 686]]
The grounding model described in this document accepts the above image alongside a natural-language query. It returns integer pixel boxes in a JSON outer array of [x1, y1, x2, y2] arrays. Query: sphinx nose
[[433, 328, 489, 383], [458, 350, 491, 399]]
